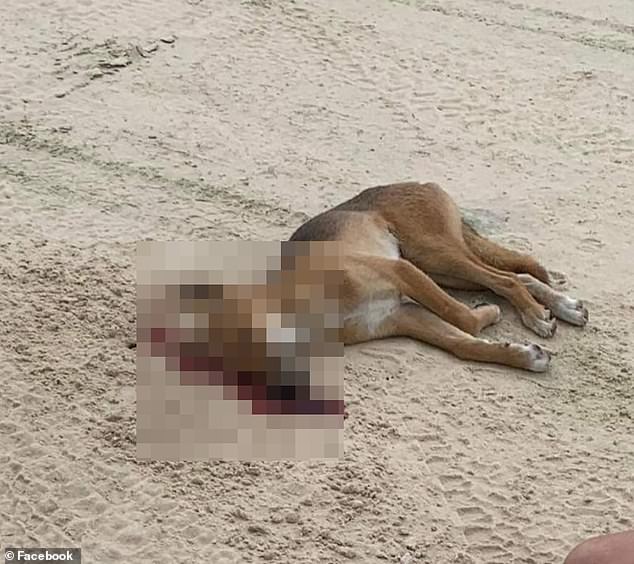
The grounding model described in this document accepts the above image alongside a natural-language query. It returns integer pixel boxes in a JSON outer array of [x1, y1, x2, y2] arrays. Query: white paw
[[517, 343, 551, 372], [553, 296, 589, 327]]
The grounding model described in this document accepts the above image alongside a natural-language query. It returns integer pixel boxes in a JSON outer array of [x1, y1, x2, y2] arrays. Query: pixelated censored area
[[136, 241, 345, 461]]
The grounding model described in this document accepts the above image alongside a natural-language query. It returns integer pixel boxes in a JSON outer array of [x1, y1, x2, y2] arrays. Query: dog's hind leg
[[384, 302, 551, 372], [429, 274, 483, 291], [516, 274, 588, 326], [423, 249, 558, 338], [462, 220, 551, 284], [345, 255, 501, 337], [430, 272, 588, 326]]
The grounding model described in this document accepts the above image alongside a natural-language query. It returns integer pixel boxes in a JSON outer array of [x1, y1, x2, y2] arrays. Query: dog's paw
[[522, 309, 557, 338], [519, 343, 551, 372], [553, 296, 589, 327], [474, 303, 502, 328]]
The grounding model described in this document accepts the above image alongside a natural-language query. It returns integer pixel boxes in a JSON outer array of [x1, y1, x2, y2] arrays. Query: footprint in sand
[[547, 269, 569, 289]]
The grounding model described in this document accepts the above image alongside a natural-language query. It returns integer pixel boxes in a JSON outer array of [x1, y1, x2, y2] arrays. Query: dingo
[[289, 182, 588, 372]]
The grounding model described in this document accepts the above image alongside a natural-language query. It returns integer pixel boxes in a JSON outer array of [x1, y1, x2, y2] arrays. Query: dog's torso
[[287, 181, 587, 372], [289, 182, 454, 342]]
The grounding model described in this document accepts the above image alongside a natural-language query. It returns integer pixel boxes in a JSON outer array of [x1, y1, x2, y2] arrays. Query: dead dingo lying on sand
[[289, 182, 589, 372]]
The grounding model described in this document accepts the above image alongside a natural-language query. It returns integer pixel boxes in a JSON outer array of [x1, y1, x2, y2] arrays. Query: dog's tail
[[462, 220, 551, 285]]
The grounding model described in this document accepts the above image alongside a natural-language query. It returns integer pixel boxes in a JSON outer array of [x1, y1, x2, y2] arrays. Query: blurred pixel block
[[136, 241, 344, 461]]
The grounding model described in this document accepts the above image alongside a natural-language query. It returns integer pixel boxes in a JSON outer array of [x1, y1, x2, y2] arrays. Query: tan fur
[[289, 182, 589, 372]]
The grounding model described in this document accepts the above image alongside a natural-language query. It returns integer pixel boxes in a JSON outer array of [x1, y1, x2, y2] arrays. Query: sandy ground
[[1, 1, 633, 562]]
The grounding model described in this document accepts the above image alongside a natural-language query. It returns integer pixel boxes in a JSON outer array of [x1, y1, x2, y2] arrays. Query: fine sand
[[1, 1, 633, 562]]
